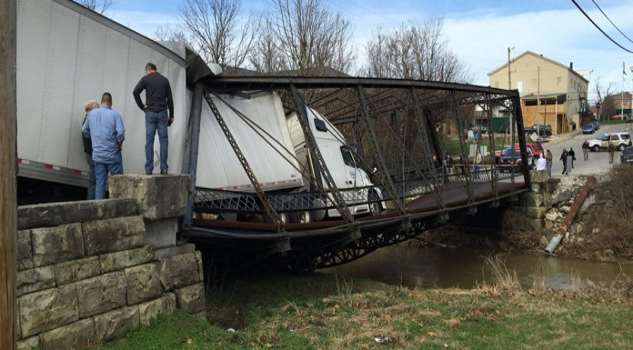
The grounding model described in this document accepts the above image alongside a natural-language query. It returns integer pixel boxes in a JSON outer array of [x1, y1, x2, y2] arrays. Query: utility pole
[[507, 47, 515, 143], [0, 0, 17, 349], [622, 62, 626, 120]]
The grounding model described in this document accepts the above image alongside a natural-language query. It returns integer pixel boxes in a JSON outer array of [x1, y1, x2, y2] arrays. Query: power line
[[570, 0, 633, 54], [590, 0, 633, 45]]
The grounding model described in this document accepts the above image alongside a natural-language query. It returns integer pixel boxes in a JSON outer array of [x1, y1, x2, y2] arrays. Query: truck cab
[[287, 108, 383, 218]]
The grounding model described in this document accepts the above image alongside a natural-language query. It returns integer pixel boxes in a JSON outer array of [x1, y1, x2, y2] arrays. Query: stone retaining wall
[[16, 175, 204, 350]]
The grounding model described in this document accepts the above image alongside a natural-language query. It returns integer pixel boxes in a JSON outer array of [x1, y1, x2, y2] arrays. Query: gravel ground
[[540, 123, 633, 178]]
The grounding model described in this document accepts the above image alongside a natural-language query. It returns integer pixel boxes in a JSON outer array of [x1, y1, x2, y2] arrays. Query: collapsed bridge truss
[[181, 76, 532, 270]]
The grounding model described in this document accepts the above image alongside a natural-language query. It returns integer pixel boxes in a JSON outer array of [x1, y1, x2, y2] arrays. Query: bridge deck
[[190, 180, 526, 237]]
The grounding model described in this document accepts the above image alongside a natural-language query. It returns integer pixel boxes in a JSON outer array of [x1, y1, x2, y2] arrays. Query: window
[[314, 118, 327, 132], [340, 146, 355, 167], [622, 134, 630, 140]]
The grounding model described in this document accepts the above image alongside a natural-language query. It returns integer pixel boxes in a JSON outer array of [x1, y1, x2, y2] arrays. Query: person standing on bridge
[[568, 148, 576, 169], [545, 150, 553, 177], [82, 93, 125, 199], [582, 140, 589, 161], [608, 141, 615, 164], [133, 62, 174, 175], [560, 148, 568, 175]]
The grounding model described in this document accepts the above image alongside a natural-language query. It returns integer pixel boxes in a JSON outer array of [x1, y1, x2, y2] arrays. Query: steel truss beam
[[356, 86, 407, 215], [289, 85, 354, 222], [202, 76, 518, 95]]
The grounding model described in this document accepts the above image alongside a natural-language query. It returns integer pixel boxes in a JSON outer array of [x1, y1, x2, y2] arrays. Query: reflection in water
[[323, 245, 633, 290]]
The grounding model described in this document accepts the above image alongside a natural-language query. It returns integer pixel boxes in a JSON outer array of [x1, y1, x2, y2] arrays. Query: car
[[582, 123, 595, 134], [512, 142, 544, 157], [499, 147, 534, 173], [621, 146, 633, 164], [587, 132, 632, 152]]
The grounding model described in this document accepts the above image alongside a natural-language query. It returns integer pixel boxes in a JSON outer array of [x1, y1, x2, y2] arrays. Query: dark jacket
[[133, 72, 174, 117], [560, 151, 568, 162], [81, 116, 92, 155]]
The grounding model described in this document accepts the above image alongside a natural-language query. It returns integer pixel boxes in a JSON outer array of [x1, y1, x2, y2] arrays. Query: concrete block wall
[[15, 175, 203, 350]]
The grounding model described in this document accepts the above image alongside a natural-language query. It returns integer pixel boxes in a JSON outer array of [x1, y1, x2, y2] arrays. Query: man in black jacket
[[133, 62, 174, 175]]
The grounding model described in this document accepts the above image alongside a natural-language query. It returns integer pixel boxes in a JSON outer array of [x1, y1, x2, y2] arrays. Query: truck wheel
[[620, 144, 626, 152], [592, 145, 599, 152], [368, 190, 383, 216]]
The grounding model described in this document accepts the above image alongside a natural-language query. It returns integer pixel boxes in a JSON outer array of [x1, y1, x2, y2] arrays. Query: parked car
[[620, 146, 633, 164], [587, 132, 632, 152], [499, 147, 534, 173], [582, 123, 595, 134], [511, 142, 544, 157]]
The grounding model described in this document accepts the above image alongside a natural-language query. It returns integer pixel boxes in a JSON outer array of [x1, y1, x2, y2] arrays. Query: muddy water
[[324, 245, 633, 290]]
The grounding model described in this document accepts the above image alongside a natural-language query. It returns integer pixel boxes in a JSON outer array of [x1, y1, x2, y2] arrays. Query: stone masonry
[[15, 175, 204, 350]]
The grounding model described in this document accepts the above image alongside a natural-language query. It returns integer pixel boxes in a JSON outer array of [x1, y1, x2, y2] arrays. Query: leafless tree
[[180, 0, 258, 68], [75, 0, 113, 14], [251, 0, 355, 75], [594, 77, 615, 120], [363, 19, 467, 82], [154, 25, 191, 46]]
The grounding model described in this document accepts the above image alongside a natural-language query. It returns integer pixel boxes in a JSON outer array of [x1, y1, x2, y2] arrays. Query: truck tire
[[592, 145, 599, 152], [620, 144, 626, 152], [368, 189, 383, 216]]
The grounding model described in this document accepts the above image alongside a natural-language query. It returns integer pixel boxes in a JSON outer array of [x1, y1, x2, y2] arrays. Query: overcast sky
[[106, 0, 633, 101]]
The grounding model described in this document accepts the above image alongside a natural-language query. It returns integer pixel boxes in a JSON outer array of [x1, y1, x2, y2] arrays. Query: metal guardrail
[[193, 163, 524, 215]]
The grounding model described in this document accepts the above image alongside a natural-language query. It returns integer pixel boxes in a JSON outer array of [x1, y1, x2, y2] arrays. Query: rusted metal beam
[[357, 86, 406, 214], [289, 85, 354, 223]]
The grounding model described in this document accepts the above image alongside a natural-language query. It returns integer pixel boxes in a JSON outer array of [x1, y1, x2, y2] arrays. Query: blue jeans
[[94, 158, 123, 199], [145, 110, 169, 174], [86, 154, 96, 200]]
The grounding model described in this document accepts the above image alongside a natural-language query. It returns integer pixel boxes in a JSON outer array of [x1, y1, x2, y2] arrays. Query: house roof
[[487, 51, 589, 83]]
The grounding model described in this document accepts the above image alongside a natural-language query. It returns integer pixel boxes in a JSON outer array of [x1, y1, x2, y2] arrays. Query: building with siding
[[488, 51, 589, 135]]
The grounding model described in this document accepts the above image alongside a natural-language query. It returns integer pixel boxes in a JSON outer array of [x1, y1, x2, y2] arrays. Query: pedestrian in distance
[[82, 93, 125, 199], [545, 149, 553, 178], [81, 100, 100, 200], [133, 62, 174, 175], [608, 141, 615, 164], [568, 148, 576, 169], [582, 140, 589, 161], [560, 148, 568, 175]]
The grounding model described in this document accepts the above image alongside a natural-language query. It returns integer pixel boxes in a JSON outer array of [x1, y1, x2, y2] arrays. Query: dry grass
[[574, 165, 633, 258]]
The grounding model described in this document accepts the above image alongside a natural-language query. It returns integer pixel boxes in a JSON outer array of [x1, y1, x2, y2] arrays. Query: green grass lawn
[[97, 273, 633, 350], [441, 135, 511, 157]]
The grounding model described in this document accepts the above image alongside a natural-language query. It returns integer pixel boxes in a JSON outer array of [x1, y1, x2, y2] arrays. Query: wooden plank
[[0, 0, 17, 349]]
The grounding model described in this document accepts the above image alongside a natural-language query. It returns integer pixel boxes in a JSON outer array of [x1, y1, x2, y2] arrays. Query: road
[[542, 123, 633, 178]]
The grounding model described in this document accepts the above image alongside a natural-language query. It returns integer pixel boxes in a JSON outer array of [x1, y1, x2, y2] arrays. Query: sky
[[106, 0, 633, 101]]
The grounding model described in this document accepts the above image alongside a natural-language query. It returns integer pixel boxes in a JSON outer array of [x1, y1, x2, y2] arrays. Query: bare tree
[[251, 0, 355, 74], [594, 77, 615, 120], [75, 0, 113, 14], [154, 25, 191, 46], [363, 19, 467, 82], [180, 0, 258, 68]]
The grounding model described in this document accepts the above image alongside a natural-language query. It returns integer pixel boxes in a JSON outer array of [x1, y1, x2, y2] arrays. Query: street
[[542, 123, 633, 177]]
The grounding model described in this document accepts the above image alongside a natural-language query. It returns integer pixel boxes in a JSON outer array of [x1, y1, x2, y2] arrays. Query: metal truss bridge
[[180, 74, 532, 271]]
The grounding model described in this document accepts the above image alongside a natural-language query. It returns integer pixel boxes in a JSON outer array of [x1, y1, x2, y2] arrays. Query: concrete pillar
[[108, 175, 195, 257]]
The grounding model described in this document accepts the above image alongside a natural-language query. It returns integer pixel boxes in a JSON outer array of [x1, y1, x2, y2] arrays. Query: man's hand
[[168, 117, 174, 127]]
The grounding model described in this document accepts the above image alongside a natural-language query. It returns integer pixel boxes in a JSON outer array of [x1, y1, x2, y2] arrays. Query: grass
[[97, 269, 633, 350], [441, 135, 511, 157]]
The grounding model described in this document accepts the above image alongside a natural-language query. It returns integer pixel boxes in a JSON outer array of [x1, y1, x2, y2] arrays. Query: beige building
[[488, 51, 589, 134]]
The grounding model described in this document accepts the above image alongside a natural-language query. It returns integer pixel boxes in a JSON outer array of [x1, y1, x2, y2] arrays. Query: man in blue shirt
[[82, 92, 125, 199]]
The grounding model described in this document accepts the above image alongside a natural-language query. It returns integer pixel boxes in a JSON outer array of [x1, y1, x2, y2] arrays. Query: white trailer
[[16, 0, 187, 187], [17, 0, 381, 219]]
